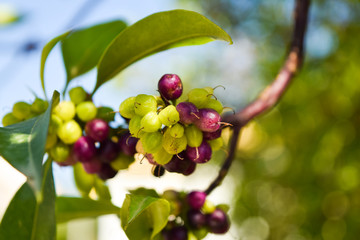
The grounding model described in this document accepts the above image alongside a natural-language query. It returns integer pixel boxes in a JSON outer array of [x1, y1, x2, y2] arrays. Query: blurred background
[[1, 0, 360, 239]]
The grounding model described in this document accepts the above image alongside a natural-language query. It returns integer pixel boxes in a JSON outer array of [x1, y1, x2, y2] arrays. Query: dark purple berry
[[97, 163, 118, 180], [176, 102, 199, 125], [152, 165, 165, 177], [162, 226, 188, 240], [186, 140, 212, 164], [158, 74, 183, 100], [82, 157, 102, 174], [56, 154, 77, 166], [73, 136, 97, 162], [164, 153, 196, 176], [206, 209, 230, 234], [195, 108, 221, 132], [99, 139, 119, 163], [203, 128, 222, 140], [187, 209, 206, 229], [85, 118, 109, 142], [183, 161, 196, 176], [187, 191, 206, 210], [118, 131, 138, 156]]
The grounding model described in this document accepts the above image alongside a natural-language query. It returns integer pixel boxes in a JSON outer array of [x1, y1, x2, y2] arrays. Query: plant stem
[[205, 0, 311, 195]]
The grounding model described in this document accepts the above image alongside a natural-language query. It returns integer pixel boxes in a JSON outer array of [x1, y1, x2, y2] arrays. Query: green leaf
[[120, 194, 170, 240], [129, 188, 159, 198], [61, 20, 127, 91], [93, 176, 111, 201], [0, 91, 59, 194], [56, 197, 120, 223], [0, 159, 56, 240], [41, 33, 71, 98], [95, 9, 232, 93]]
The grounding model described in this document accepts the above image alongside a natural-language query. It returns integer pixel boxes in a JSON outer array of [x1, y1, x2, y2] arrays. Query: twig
[[205, 0, 311, 195]]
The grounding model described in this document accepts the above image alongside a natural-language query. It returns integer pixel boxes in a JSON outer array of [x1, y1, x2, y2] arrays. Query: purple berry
[[162, 226, 188, 240], [164, 153, 196, 176], [187, 209, 206, 229], [73, 136, 97, 162], [187, 191, 206, 210], [56, 154, 77, 166], [186, 140, 212, 164], [82, 158, 102, 174], [97, 163, 118, 180], [118, 131, 138, 156], [158, 74, 183, 100], [206, 209, 230, 234], [183, 161, 196, 176], [152, 165, 165, 177], [176, 102, 199, 125], [195, 108, 221, 132], [85, 118, 109, 142], [203, 128, 222, 140], [99, 139, 119, 163]]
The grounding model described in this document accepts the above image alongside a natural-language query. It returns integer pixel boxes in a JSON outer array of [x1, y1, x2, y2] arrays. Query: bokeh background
[[1, 0, 359, 239]]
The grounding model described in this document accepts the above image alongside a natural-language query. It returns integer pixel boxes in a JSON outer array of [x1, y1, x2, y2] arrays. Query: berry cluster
[[161, 190, 230, 240], [119, 74, 226, 176]]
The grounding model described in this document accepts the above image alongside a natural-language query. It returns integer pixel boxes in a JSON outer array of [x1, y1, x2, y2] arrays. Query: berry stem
[[205, 0, 311, 195]]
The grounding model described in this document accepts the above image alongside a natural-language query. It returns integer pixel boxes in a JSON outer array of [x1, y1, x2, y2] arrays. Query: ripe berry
[[186, 140, 212, 164], [176, 102, 199, 125], [82, 158, 102, 174], [98, 139, 119, 163], [195, 108, 221, 132], [206, 209, 230, 234], [187, 191, 206, 210], [203, 128, 222, 140], [164, 153, 196, 176], [158, 74, 183, 100], [85, 118, 109, 142], [73, 136, 97, 162], [152, 165, 165, 177], [97, 163, 118, 180], [162, 226, 188, 240], [118, 131, 138, 156], [187, 209, 206, 229]]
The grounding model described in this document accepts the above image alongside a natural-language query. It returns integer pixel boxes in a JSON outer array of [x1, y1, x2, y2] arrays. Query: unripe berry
[[158, 105, 180, 126], [31, 98, 48, 114], [45, 133, 58, 150], [85, 119, 109, 142], [96, 106, 115, 122], [158, 74, 183, 100], [54, 101, 76, 121], [2, 112, 20, 127], [73, 136, 97, 162], [50, 142, 70, 162], [12, 101, 31, 120], [76, 101, 97, 122], [134, 94, 157, 116], [57, 120, 82, 144], [119, 97, 136, 119], [140, 111, 162, 132], [69, 86, 87, 104], [206, 209, 230, 234], [110, 153, 134, 171], [187, 191, 206, 210]]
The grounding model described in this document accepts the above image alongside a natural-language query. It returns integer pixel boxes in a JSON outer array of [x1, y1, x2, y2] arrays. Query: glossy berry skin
[[118, 131, 138, 156], [158, 74, 183, 100], [176, 102, 199, 125], [187, 209, 206, 229], [82, 158, 102, 174], [195, 108, 221, 132], [206, 209, 230, 234], [164, 153, 196, 176], [152, 165, 165, 177], [162, 226, 188, 240], [85, 118, 109, 142], [203, 128, 222, 140], [73, 136, 97, 162], [187, 191, 206, 210], [97, 163, 118, 180], [186, 140, 212, 164], [98, 139, 119, 163]]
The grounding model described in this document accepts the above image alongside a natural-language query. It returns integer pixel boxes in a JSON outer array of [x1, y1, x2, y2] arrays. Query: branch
[[205, 0, 311, 195]]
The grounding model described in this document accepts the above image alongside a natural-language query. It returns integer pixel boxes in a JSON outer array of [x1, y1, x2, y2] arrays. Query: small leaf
[[129, 187, 159, 198], [120, 194, 170, 240], [0, 159, 56, 240], [41, 33, 70, 97], [61, 20, 127, 91], [56, 197, 120, 223], [95, 10, 232, 93], [0, 91, 59, 193]]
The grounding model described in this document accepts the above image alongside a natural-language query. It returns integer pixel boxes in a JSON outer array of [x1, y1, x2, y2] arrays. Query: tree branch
[[205, 0, 311, 195]]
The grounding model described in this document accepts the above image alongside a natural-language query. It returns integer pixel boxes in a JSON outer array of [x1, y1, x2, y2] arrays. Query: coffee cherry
[[206, 209, 230, 234], [140, 131, 162, 154], [96, 106, 115, 122], [118, 131, 138, 156], [158, 105, 180, 126], [54, 101, 76, 121], [153, 147, 173, 165], [187, 209, 206, 229], [203, 128, 222, 140], [57, 120, 82, 144], [162, 226, 188, 240], [140, 111, 162, 132], [69, 86, 87, 104], [119, 96, 136, 119], [97, 163, 118, 180], [82, 158, 102, 174], [50, 142, 70, 162], [186, 140, 212, 164], [158, 74, 183, 100], [162, 129, 187, 154], [169, 123, 184, 138], [195, 108, 221, 132], [2, 112, 20, 126], [176, 102, 199, 125], [98, 139, 119, 163], [12, 101, 31, 120], [187, 191, 206, 210], [188, 88, 211, 108], [73, 136, 97, 162], [76, 101, 97, 122], [85, 119, 109, 142], [31, 98, 48, 114], [164, 153, 196, 176], [185, 125, 203, 147], [134, 94, 157, 116], [128, 115, 144, 138]]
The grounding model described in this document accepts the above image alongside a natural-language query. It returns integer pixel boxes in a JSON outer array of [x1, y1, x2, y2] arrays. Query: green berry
[[208, 137, 223, 151], [73, 162, 95, 197], [119, 96, 136, 119], [169, 123, 184, 138], [204, 87, 214, 95], [31, 98, 48, 114], [153, 147, 173, 165], [162, 129, 187, 154], [129, 115, 144, 138], [158, 105, 180, 126], [203, 99, 223, 114], [188, 88, 211, 108], [76, 101, 97, 122], [2, 112, 20, 126], [96, 106, 115, 122], [110, 153, 134, 171], [54, 101, 76, 121], [57, 120, 82, 144], [69, 87, 87, 104], [49, 114, 63, 134], [45, 133, 58, 150], [185, 125, 203, 147], [140, 132, 163, 153], [12, 101, 31, 120], [134, 94, 157, 116], [202, 199, 216, 214], [140, 112, 162, 132], [50, 142, 70, 162]]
